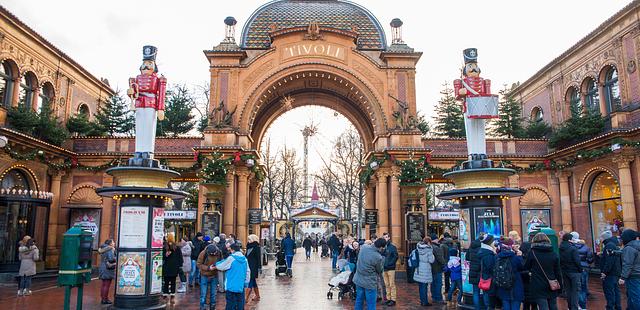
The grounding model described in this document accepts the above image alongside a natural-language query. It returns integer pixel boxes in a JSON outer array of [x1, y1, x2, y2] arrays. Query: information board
[[202, 212, 221, 238], [405, 212, 425, 242], [248, 209, 262, 225], [119, 207, 148, 248], [364, 210, 378, 225]]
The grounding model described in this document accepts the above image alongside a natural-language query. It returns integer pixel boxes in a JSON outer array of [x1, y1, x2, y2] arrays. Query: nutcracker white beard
[[135, 107, 158, 157]]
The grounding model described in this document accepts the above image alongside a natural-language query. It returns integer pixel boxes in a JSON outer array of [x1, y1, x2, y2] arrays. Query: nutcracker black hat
[[463, 48, 478, 64], [142, 45, 157, 61]]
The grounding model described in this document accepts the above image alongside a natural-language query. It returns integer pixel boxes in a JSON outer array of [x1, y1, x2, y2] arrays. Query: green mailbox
[[528, 226, 559, 255], [58, 225, 93, 286]]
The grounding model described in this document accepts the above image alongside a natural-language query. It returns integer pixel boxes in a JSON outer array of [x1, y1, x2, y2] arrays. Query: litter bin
[[528, 226, 559, 254]]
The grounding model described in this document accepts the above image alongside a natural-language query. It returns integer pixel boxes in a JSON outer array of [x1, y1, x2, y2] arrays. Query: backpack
[[493, 256, 514, 288], [408, 248, 420, 269]]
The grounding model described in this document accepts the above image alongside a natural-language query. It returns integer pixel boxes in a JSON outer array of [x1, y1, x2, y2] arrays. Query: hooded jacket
[[412, 242, 436, 284], [446, 256, 462, 281], [478, 243, 497, 292], [467, 239, 482, 285], [18, 245, 39, 277], [600, 236, 622, 277], [574, 241, 594, 268], [98, 244, 116, 280], [352, 244, 384, 290], [282, 236, 296, 256], [559, 240, 581, 273], [494, 250, 524, 302], [197, 244, 221, 278], [621, 239, 640, 280], [215, 251, 250, 293]]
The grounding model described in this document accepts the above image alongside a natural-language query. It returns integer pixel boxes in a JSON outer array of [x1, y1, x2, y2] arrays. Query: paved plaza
[[0, 252, 628, 310]]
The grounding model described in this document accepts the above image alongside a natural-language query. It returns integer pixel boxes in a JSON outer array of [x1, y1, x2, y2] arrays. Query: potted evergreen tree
[[198, 151, 233, 199]]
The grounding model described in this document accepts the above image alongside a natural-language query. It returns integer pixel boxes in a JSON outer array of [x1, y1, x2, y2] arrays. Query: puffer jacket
[[621, 239, 640, 280], [98, 244, 116, 280], [180, 243, 192, 273], [467, 239, 482, 285], [18, 245, 39, 277], [412, 242, 435, 284], [574, 241, 594, 268], [600, 236, 622, 277]]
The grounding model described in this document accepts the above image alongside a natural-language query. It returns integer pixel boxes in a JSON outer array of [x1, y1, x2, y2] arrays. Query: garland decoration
[[359, 152, 390, 185], [395, 154, 432, 186], [2, 145, 122, 172], [198, 151, 234, 185]]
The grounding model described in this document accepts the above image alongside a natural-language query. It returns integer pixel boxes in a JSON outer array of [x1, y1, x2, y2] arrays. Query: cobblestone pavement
[[0, 251, 628, 309]]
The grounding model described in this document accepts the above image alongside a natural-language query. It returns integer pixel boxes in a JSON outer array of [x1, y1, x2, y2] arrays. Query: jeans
[[603, 275, 621, 310], [225, 291, 244, 310], [200, 275, 218, 307], [447, 279, 462, 303], [190, 260, 200, 284], [579, 269, 589, 308], [19, 275, 32, 290], [355, 285, 377, 310], [100, 279, 112, 301], [305, 249, 311, 259], [382, 270, 396, 301], [332, 251, 338, 269], [533, 297, 558, 310], [626, 278, 640, 310], [285, 255, 294, 270], [473, 284, 486, 310], [418, 282, 430, 305], [431, 271, 443, 302], [218, 271, 225, 292], [500, 300, 521, 310], [563, 272, 581, 310], [444, 270, 451, 292]]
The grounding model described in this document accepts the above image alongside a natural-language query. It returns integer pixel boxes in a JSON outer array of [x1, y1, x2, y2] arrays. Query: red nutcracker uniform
[[129, 73, 167, 111], [453, 76, 491, 99]]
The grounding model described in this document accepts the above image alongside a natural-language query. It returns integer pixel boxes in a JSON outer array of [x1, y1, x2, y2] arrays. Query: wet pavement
[[0, 251, 629, 309]]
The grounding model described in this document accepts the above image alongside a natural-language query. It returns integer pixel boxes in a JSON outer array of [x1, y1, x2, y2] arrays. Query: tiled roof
[[240, 0, 387, 50]]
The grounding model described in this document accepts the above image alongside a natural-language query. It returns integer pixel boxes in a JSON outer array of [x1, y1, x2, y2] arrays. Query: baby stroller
[[274, 248, 288, 277], [321, 243, 329, 257], [327, 259, 356, 300]]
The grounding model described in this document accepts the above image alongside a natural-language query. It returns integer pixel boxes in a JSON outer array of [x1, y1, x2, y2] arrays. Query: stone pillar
[[223, 172, 235, 235], [11, 77, 20, 107], [390, 168, 402, 250], [549, 173, 562, 231], [614, 151, 638, 230], [364, 185, 375, 240], [236, 170, 250, 244], [45, 172, 64, 268], [197, 184, 206, 231], [508, 174, 521, 234], [376, 170, 389, 235], [250, 182, 262, 238], [556, 171, 573, 232], [100, 175, 115, 244]]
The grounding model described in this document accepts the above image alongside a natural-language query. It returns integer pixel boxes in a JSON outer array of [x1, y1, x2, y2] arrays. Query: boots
[[254, 287, 261, 301]]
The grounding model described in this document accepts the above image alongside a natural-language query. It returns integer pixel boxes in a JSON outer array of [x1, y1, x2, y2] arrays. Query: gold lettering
[[302, 45, 312, 54], [297, 45, 302, 55], [326, 45, 332, 56], [334, 47, 342, 58], [286, 47, 295, 57], [314, 45, 325, 54]]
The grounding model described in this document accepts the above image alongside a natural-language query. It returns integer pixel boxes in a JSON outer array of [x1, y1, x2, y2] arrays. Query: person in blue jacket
[[495, 239, 525, 310], [214, 241, 250, 310], [445, 248, 463, 308], [281, 233, 296, 276]]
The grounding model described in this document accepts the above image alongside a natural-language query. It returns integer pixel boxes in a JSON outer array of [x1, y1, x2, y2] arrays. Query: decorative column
[[390, 167, 402, 249], [100, 175, 114, 245], [250, 182, 262, 238], [614, 151, 638, 230], [376, 170, 389, 235], [364, 185, 375, 240], [549, 174, 562, 231], [556, 171, 573, 232], [223, 172, 235, 235], [197, 184, 206, 232], [508, 174, 520, 234], [236, 169, 249, 244], [45, 171, 64, 268]]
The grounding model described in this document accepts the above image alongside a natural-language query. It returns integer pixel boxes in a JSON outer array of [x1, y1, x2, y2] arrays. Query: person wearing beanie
[[477, 233, 497, 309], [430, 233, 447, 304], [495, 236, 525, 310], [570, 231, 593, 309], [213, 236, 220, 244], [203, 235, 211, 243], [353, 235, 386, 309], [599, 230, 622, 310], [620, 229, 640, 308], [191, 232, 206, 287], [197, 243, 221, 310], [413, 236, 436, 306], [445, 247, 463, 308], [215, 239, 249, 310], [281, 232, 296, 277], [560, 232, 581, 310]]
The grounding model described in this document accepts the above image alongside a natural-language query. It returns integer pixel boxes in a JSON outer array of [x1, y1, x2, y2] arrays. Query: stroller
[[327, 259, 356, 300], [274, 248, 288, 277], [321, 243, 329, 257]]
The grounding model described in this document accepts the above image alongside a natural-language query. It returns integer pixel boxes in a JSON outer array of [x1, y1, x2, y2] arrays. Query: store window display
[[588, 172, 622, 251]]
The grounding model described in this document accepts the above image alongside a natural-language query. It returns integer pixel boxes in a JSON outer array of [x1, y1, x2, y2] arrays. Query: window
[[585, 78, 600, 113], [18, 72, 36, 108], [78, 104, 90, 118], [568, 87, 582, 117], [37, 82, 54, 112], [0, 61, 15, 107], [603, 67, 620, 114], [589, 172, 622, 251], [531, 106, 543, 122]]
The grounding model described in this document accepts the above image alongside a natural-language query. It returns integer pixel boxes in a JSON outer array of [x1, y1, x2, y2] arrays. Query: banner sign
[[119, 207, 148, 248], [428, 211, 459, 221], [151, 208, 164, 248], [116, 252, 146, 295], [164, 210, 197, 220], [474, 207, 502, 238]]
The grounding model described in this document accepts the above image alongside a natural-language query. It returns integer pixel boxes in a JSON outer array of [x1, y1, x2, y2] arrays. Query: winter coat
[[303, 238, 312, 250], [328, 235, 341, 252], [246, 241, 261, 281], [431, 243, 447, 274], [559, 240, 582, 273], [600, 236, 622, 277], [352, 244, 384, 290], [494, 250, 525, 302], [197, 244, 220, 278], [191, 238, 205, 260], [446, 256, 462, 281], [215, 251, 250, 293], [18, 245, 38, 277], [524, 243, 561, 300], [98, 244, 116, 280], [575, 241, 594, 268], [162, 245, 184, 277], [413, 242, 436, 284], [519, 242, 534, 301], [621, 239, 640, 280], [467, 239, 482, 285], [478, 243, 497, 293], [219, 240, 229, 259], [180, 243, 192, 273], [282, 236, 296, 256], [383, 242, 399, 271]]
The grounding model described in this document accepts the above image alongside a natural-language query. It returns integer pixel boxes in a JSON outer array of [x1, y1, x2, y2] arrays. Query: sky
[[2, 0, 633, 188]]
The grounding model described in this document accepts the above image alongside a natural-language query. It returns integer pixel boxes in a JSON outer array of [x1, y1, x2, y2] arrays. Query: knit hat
[[481, 234, 494, 245], [203, 235, 211, 242], [430, 233, 439, 241], [196, 232, 203, 238], [621, 229, 638, 245], [562, 233, 573, 242], [600, 230, 613, 240], [230, 241, 241, 252], [374, 238, 387, 249], [570, 231, 580, 241], [213, 236, 220, 243]]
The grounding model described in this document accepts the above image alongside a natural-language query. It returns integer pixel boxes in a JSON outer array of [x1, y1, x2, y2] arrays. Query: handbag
[[532, 250, 561, 291], [478, 261, 492, 291]]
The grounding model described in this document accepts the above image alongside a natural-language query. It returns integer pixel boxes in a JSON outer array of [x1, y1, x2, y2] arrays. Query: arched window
[[531, 106, 544, 122], [589, 172, 622, 250], [584, 78, 600, 113], [568, 87, 582, 117], [77, 104, 90, 118], [0, 61, 15, 107], [603, 67, 620, 114], [1, 169, 31, 192], [37, 82, 54, 112], [18, 72, 37, 108]]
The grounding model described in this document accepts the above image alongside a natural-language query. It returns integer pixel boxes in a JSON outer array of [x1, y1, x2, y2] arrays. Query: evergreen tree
[[491, 87, 525, 138], [7, 102, 39, 135], [197, 114, 209, 133], [415, 112, 430, 135], [156, 85, 196, 137], [93, 92, 135, 136], [66, 114, 95, 136], [433, 82, 465, 137], [549, 102, 605, 148], [524, 120, 551, 138], [34, 102, 69, 146]]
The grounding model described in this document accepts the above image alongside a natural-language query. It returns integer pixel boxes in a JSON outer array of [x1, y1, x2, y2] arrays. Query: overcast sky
[[2, 0, 632, 194]]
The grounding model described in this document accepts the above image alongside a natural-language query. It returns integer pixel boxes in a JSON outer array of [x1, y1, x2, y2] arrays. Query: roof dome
[[240, 0, 387, 50]]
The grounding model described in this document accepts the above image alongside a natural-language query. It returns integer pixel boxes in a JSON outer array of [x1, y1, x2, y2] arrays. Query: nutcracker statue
[[127, 45, 167, 160], [453, 48, 499, 159]]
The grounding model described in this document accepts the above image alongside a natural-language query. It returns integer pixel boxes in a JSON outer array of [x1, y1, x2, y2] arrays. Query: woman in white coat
[[413, 236, 435, 306], [178, 237, 192, 293]]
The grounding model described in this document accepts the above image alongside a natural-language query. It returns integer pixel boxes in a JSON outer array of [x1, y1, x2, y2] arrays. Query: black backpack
[[493, 256, 514, 288]]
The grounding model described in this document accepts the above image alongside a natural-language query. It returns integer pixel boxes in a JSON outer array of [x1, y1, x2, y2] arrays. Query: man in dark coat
[[282, 233, 296, 276], [430, 233, 448, 304], [442, 232, 455, 293], [560, 232, 582, 310], [328, 232, 341, 270], [382, 232, 398, 306], [599, 230, 622, 310], [620, 229, 640, 309], [191, 232, 205, 287], [467, 235, 483, 310], [302, 235, 313, 260]]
